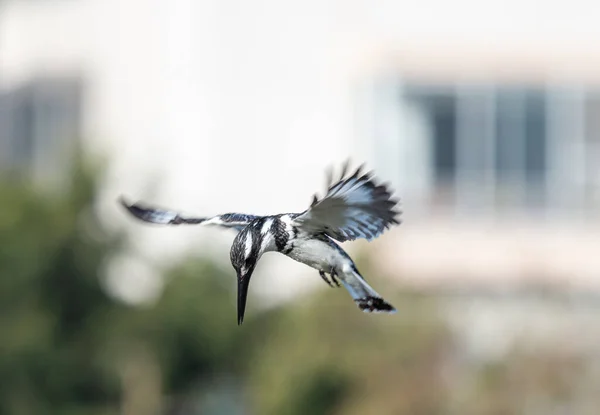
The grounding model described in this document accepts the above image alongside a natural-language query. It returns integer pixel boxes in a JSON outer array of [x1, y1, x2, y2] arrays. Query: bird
[[119, 161, 402, 325]]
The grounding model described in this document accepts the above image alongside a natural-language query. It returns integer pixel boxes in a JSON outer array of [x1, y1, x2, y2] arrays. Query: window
[[523, 89, 547, 185], [495, 88, 525, 180], [0, 76, 82, 184], [392, 80, 600, 214], [405, 85, 457, 185], [584, 92, 600, 204]]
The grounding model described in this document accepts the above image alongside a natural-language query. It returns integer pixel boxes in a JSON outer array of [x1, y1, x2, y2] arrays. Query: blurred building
[[2, 0, 600, 358], [372, 79, 600, 213], [369, 73, 600, 290], [0, 75, 82, 186]]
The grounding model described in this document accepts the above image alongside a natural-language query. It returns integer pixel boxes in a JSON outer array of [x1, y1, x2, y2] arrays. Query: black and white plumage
[[118, 197, 258, 231], [120, 162, 402, 325]]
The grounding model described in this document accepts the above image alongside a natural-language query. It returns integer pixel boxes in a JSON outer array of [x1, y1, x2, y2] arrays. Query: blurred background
[[1, 0, 600, 414]]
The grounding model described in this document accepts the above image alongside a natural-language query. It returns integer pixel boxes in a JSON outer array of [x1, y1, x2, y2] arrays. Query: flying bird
[[119, 161, 402, 324]]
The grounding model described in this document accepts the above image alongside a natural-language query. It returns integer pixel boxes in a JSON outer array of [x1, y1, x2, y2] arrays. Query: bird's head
[[230, 226, 261, 325]]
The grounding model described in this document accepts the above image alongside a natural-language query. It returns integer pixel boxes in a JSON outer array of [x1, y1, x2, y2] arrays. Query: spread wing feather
[[119, 197, 258, 231], [293, 162, 401, 242]]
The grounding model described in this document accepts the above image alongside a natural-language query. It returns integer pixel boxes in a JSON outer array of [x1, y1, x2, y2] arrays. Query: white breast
[[284, 237, 346, 273]]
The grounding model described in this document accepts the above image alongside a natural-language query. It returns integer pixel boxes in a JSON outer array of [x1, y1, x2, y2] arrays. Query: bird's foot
[[330, 269, 341, 287], [319, 270, 341, 288], [319, 270, 335, 287]]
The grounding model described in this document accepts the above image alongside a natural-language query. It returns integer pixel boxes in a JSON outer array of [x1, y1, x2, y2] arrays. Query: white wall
[[2, 0, 600, 303]]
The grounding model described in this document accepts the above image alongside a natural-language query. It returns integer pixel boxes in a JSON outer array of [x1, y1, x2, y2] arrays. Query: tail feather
[[355, 296, 397, 313], [339, 268, 397, 314]]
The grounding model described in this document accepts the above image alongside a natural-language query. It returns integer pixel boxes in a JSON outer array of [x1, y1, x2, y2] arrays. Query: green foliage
[[1, 157, 593, 415], [0, 159, 248, 414], [243, 282, 452, 415], [0, 160, 123, 415]]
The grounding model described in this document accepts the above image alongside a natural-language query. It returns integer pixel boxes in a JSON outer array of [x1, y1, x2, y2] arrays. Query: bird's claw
[[318, 270, 334, 287], [319, 270, 341, 288], [330, 270, 341, 287]]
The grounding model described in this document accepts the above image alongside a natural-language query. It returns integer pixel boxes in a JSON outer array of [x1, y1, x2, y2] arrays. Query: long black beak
[[237, 270, 253, 325]]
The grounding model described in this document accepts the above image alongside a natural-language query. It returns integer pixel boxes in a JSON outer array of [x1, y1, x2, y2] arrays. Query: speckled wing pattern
[[292, 162, 401, 242], [118, 197, 258, 231]]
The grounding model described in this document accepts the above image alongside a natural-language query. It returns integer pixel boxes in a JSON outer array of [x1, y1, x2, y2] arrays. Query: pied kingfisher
[[119, 162, 402, 325]]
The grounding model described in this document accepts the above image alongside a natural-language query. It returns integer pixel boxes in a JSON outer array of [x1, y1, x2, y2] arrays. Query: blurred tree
[[242, 263, 456, 415], [103, 257, 248, 415], [0, 160, 461, 415], [0, 157, 124, 415], [3, 155, 595, 415], [459, 345, 588, 415], [0, 158, 245, 415]]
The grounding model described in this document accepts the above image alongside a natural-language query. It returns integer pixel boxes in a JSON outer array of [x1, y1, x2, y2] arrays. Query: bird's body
[[120, 161, 402, 324], [231, 214, 355, 281], [286, 234, 341, 274]]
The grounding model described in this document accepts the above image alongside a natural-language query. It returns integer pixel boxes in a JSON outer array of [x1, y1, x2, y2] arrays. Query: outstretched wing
[[119, 197, 259, 231], [292, 162, 401, 242]]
